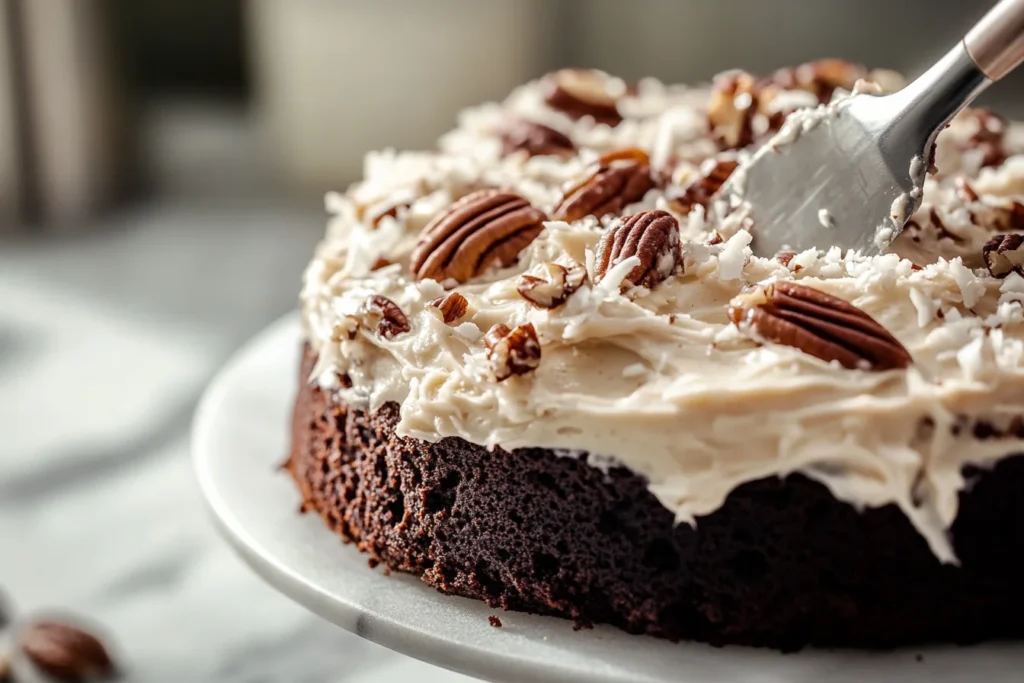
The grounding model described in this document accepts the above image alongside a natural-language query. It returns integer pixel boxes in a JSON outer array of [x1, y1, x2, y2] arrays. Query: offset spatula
[[732, 0, 1024, 258]]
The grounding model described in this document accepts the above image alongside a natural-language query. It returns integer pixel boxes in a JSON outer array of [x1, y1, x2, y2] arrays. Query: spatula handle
[[965, 0, 1024, 81]]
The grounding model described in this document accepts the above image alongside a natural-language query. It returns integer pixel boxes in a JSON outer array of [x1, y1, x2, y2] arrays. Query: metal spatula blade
[[731, 0, 1024, 258]]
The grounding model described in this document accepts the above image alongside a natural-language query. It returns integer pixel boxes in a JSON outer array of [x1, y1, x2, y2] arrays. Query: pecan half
[[517, 261, 587, 309], [668, 158, 739, 217], [501, 119, 575, 158], [594, 210, 681, 291], [729, 281, 912, 371], [554, 149, 655, 222], [485, 323, 541, 381], [430, 292, 469, 324], [411, 190, 547, 284], [362, 295, 411, 339], [19, 620, 115, 682], [541, 69, 622, 127], [983, 234, 1024, 278]]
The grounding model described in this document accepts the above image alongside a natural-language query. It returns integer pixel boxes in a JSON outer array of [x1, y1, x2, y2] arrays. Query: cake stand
[[193, 314, 1024, 683]]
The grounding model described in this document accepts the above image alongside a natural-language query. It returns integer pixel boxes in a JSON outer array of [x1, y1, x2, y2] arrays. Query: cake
[[286, 63, 1024, 650]]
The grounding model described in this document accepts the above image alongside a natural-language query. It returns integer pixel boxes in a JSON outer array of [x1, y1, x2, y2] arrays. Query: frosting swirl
[[300, 65, 1024, 562]]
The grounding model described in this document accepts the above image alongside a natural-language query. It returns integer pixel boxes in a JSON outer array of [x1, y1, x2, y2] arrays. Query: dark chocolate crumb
[[288, 343, 1024, 650], [488, 616, 502, 628]]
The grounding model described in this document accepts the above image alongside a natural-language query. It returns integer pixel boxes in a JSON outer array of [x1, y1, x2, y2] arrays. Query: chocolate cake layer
[[287, 346, 1024, 650]]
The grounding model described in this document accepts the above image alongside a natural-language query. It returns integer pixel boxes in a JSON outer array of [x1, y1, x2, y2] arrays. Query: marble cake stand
[[193, 314, 1024, 683]]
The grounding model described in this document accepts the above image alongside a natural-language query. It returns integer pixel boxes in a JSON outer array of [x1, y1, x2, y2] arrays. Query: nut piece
[[729, 281, 912, 371], [19, 619, 115, 681], [370, 256, 393, 271], [541, 69, 622, 127], [963, 108, 1008, 168], [983, 234, 1024, 278], [594, 210, 681, 291], [554, 149, 655, 223], [412, 190, 547, 285], [775, 251, 797, 267], [368, 201, 411, 229], [516, 261, 587, 309], [955, 177, 980, 203], [771, 59, 867, 103], [707, 71, 760, 149], [430, 292, 470, 324], [668, 158, 739, 217], [485, 323, 541, 381], [362, 295, 411, 339], [501, 119, 575, 158]]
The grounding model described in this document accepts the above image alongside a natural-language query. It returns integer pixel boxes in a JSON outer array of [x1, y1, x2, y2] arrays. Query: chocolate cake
[[286, 63, 1024, 649]]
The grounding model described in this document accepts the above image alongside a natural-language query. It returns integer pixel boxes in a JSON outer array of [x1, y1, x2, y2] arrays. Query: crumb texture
[[288, 347, 1024, 650]]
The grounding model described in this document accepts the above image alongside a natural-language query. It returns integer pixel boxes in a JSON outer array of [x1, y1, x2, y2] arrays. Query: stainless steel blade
[[731, 43, 990, 258]]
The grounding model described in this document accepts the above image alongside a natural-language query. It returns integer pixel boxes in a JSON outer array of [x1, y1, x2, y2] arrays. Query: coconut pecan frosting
[[301, 63, 1024, 562]]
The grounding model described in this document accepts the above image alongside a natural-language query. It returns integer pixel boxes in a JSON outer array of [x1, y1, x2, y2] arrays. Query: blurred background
[[0, 1, 1021, 681]]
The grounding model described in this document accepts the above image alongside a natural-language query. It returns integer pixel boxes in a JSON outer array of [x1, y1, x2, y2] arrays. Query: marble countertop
[[0, 192, 479, 681]]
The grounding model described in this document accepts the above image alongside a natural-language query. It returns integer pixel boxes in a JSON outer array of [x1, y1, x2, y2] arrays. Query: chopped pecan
[[971, 199, 1024, 233], [541, 69, 622, 127], [554, 148, 655, 222], [667, 158, 739, 216], [955, 177, 979, 203], [594, 210, 681, 290], [19, 620, 116, 682], [430, 292, 469, 324], [411, 189, 547, 284], [964, 108, 1008, 168], [771, 59, 867, 103], [369, 201, 411, 229], [983, 234, 1024, 278], [728, 281, 912, 371], [517, 261, 587, 309], [707, 71, 760, 149], [362, 295, 411, 339], [370, 256, 392, 271], [485, 323, 541, 381], [775, 251, 796, 267], [929, 208, 964, 244], [501, 119, 575, 158]]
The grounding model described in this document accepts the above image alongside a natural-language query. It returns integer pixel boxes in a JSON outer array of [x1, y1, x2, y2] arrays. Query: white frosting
[[300, 69, 1024, 563]]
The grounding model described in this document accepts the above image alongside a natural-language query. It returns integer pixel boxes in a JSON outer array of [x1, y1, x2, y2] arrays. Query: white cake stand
[[193, 314, 1024, 683]]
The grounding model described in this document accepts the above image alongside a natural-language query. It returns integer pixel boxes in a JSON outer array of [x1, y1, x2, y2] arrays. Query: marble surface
[[196, 315, 1024, 683], [0, 194, 477, 681]]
